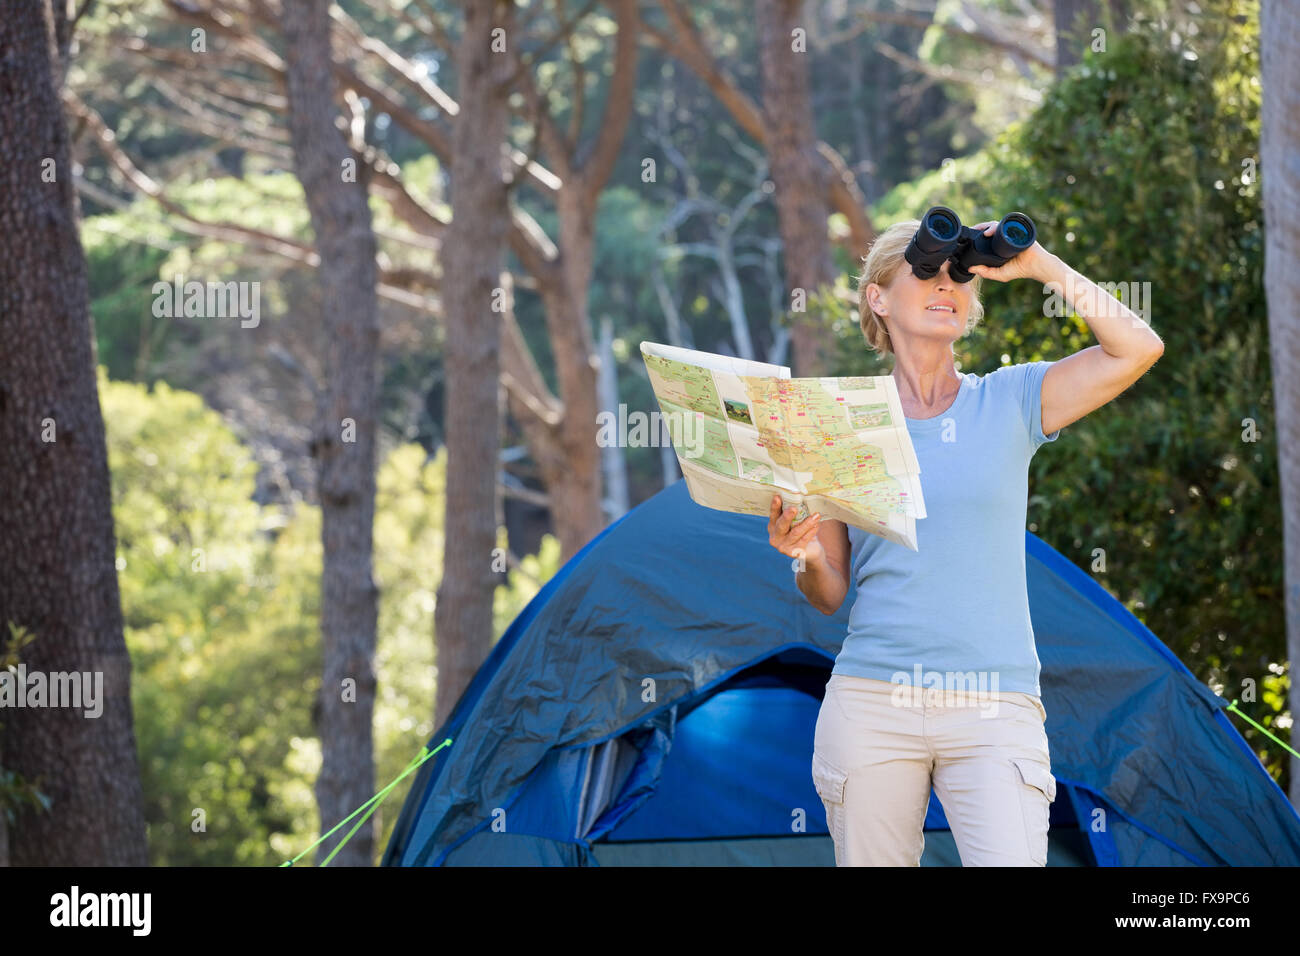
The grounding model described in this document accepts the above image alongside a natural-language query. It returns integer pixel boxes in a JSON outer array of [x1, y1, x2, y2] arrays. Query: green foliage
[[102, 371, 558, 864], [828, 0, 1289, 788], [104, 369, 316, 864]]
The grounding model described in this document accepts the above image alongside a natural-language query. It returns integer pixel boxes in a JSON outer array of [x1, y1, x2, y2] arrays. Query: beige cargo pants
[[811, 674, 1057, 866]]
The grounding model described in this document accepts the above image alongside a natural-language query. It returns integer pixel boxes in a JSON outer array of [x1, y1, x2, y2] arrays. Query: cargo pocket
[[1011, 757, 1055, 866], [811, 751, 849, 850]]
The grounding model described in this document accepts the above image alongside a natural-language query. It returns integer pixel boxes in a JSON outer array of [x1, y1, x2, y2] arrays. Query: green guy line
[[1226, 700, 1298, 760], [280, 737, 453, 867]]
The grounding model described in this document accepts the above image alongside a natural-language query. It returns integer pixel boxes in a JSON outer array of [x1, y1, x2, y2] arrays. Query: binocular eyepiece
[[904, 206, 1036, 283]]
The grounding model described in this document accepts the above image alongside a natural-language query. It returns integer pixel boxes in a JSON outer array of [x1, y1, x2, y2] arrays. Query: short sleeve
[[1020, 360, 1061, 451]]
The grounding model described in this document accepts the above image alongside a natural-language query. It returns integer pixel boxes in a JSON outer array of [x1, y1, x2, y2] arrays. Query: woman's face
[[867, 256, 975, 346]]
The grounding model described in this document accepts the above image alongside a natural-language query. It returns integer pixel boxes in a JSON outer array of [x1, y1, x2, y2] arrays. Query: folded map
[[640, 341, 926, 551]]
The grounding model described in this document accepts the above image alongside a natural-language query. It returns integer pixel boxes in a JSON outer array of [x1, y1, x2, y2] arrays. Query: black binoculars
[[904, 206, 1036, 283]]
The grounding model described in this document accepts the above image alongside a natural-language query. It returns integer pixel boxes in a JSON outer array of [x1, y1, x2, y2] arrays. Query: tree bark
[[280, 0, 381, 866], [432, 0, 516, 733], [756, 0, 839, 377], [0, 0, 148, 865], [536, 191, 607, 561], [1261, 0, 1300, 808]]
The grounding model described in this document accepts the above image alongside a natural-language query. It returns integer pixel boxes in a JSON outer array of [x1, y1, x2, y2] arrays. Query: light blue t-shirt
[[835, 360, 1062, 697]]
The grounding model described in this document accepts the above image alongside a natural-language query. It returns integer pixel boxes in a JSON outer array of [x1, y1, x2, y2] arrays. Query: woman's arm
[[1028, 254, 1164, 435], [795, 518, 851, 616], [968, 225, 1165, 436], [768, 497, 851, 615]]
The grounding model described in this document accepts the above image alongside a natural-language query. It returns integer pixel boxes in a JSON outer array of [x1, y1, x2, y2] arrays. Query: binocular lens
[[926, 210, 959, 241], [1002, 218, 1032, 247]]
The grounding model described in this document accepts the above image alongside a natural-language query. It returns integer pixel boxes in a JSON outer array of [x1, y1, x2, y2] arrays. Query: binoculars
[[904, 206, 1036, 283]]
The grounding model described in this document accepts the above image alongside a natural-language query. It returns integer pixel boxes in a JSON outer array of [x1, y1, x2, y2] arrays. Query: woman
[[769, 215, 1164, 866]]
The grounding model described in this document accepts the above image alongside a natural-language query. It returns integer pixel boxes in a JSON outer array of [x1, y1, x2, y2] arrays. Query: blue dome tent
[[382, 479, 1300, 866]]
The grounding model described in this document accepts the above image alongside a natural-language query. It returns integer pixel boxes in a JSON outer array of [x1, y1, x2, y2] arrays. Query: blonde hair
[[856, 219, 985, 356]]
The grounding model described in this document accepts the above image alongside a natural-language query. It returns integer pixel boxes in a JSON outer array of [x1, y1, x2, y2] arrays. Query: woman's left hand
[[965, 220, 1054, 283]]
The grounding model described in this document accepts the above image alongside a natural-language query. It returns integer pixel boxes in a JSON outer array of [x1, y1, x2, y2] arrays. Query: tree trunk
[[756, 0, 839, 377], [432, 0, 516, 733], [539, 188, 607, 561], [280, 0, 381, 866], [1261, 0, 1300, 808], [0, 0, 148, 865]]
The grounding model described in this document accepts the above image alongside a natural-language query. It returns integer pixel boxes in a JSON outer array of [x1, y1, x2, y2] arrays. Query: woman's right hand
[[767, 495, 824, 568]]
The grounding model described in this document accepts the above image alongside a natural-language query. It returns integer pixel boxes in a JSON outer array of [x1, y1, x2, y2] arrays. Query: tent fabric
[[383, 479, 1300, 867]]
